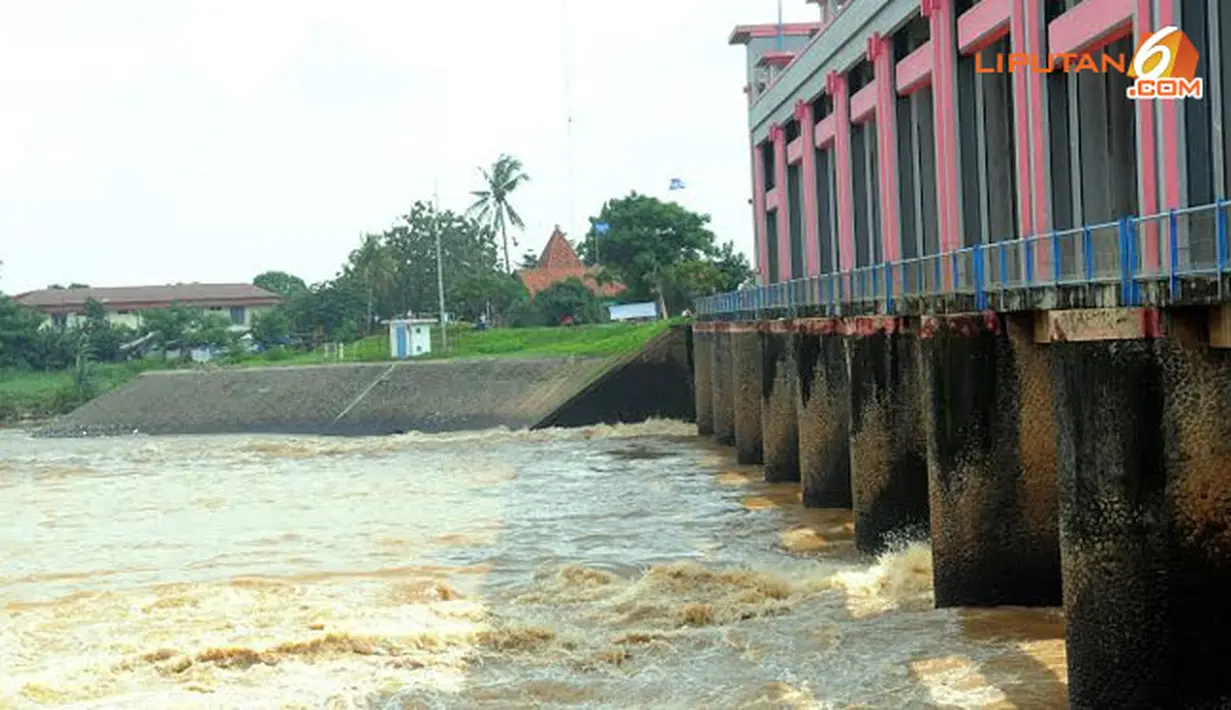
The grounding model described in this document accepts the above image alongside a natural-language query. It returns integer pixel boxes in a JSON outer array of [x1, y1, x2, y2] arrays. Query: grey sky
[[1, 0, 816, 295]]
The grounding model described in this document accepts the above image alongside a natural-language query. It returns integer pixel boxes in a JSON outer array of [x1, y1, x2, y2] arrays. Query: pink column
[[1024, 0, 1052, 276], [795, 100, 821, 276], [1154, 0, 1178, 274], [869, 32, 900, 263], [925, 0, 961, 289], [827, 71, 856, 273], [1133, 0, 1160, 271], [771, 123, 791, 281], [1010, 0, 1035, 240], [752, 138, 769, 284]]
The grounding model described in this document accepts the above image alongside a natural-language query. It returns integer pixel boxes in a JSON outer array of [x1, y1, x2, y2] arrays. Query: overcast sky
[[0, 0, 817, 294]]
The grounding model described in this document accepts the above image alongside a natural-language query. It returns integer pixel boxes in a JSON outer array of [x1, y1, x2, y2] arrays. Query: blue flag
[[594, 221, 610, 235], [669, 178, 686, 191]]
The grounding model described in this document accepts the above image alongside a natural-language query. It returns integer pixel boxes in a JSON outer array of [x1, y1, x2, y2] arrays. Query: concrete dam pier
[[38, 326, 696, 438], [693, 307, 1231, 708]]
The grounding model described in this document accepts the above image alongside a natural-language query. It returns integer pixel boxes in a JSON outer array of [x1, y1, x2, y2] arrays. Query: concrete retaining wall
[[38, 327, 697, 438], [534, 326, 695, 429], [38, 358, 610, 437]]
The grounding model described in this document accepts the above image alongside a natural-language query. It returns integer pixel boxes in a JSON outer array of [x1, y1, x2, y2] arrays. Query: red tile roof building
[[516, 226, 625, 298]]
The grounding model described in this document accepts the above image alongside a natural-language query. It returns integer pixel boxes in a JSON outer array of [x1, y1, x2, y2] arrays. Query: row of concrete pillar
[[692, 314, 1231, 709]]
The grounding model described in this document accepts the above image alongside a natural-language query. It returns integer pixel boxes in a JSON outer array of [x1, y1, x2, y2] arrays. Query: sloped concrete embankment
[[37, 358, 613, 437], [37, 328, 697, 438]]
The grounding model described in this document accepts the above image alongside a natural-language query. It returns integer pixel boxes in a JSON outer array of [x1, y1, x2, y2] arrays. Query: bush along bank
[[0, 359, 167, 426]]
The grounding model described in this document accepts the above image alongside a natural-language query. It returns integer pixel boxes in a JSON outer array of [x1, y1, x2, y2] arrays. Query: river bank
[[32, 325, 693, 438], [0, 322, 674, 426]]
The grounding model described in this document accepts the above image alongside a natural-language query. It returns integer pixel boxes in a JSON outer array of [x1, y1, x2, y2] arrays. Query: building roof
[[756, 50, 797, 67], [516, 226, 626, 299], [13, 283, 282, 312], [728, 23, 821, 46]]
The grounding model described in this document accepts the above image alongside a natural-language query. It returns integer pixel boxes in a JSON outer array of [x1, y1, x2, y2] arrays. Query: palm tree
[[468, 154, 530, 273]]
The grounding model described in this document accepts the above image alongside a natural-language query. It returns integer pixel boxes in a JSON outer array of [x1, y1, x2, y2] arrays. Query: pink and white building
[[732, 0, 1229, 289]]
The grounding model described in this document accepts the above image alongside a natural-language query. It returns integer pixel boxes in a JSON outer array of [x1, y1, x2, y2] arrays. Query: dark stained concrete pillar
[[846, 317, 929, 554], [693, 324, 713, 436], [731, 326, 763, 464], [760, 322, 800, 482], [710, 325, 734, 446], [795, 319, 852, 508], [921, 313, 1061, 608], [1053, 315, 1231, 709]]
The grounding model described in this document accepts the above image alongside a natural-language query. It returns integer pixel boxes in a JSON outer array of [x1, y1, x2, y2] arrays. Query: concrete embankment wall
[[39, 328, 697, 438], [533, 325, 694, 429], [38, 358, 607, 437]]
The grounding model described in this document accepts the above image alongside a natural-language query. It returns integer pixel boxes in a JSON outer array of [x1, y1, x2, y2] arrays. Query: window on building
[[229, 307, 246, 326], [52, 313, 68, 328]]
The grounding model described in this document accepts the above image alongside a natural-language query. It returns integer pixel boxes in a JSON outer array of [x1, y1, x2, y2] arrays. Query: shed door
[[396, 326, 408, 358]]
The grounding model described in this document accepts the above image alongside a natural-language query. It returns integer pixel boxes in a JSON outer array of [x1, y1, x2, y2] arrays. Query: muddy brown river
[[0, 423, 1066, 708]]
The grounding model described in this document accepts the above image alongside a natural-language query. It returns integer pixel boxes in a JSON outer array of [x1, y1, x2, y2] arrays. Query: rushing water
[[0, 423, 1067, 709]]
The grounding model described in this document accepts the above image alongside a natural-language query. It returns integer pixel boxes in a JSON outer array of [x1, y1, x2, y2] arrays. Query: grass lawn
[[0, 320, 678, 423], [412, 319, 673, 359], [0, 358, 182, 422]]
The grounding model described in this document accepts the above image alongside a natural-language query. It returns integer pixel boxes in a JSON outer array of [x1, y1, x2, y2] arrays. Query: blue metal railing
[[696, 201, 1230, 318]]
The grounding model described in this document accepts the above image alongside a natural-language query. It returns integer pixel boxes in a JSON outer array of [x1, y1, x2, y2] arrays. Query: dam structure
[[709, 1, 1230, 708]]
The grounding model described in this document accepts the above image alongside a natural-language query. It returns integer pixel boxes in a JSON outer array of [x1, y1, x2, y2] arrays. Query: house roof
[[13, 283, 282, 312], [515, 226, 626, 298], [538, 226, 584, 269]]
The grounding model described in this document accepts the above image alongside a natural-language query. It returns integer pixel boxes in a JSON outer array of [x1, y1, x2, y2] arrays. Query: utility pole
[[434, 178, 447, 352], [777, 0, 784, 50]]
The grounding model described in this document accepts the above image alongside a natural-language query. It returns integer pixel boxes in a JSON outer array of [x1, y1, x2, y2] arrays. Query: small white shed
[[388, 318, 435, 358]]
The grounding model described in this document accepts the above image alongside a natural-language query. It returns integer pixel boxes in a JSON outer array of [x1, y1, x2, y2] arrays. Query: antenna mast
[[561, 0, 578, 246], [777, 0, 784, 50]]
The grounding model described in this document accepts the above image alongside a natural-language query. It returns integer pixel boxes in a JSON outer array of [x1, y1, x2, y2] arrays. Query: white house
[[13, 283, 283, 333]]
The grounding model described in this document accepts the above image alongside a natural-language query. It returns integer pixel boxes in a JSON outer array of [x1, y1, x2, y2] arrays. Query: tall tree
[[344, 233, 398, 333], [468, 154, 530, 274], [575, 192, 752, 314], [384, 201, 502, 318], [0, 296, 45, 368], [253, 271, 308, 298]]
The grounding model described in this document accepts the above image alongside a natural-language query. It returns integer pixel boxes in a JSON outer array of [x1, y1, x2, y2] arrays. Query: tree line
[[0, 155, 752, 373]]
